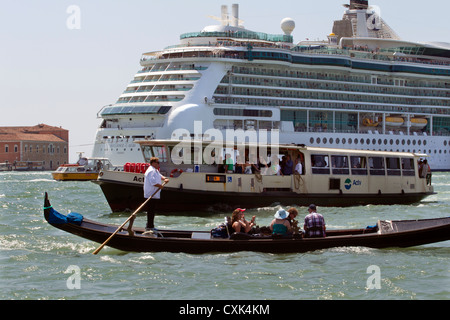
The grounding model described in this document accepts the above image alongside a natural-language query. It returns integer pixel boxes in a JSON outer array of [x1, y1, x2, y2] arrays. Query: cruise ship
[[92, 1, 450, 170]]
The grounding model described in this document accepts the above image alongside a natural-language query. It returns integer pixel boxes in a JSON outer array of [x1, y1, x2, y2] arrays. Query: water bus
[[93, 139, 435, 212]]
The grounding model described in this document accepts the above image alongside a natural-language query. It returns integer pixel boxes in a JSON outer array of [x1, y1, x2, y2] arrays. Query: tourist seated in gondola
[[231, 208, 256, 233], [286, 207, 301, 235], [269, 208, 292, 235], [303, 204, 326, 238]]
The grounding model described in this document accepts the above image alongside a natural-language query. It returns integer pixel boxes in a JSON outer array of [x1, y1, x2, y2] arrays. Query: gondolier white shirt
[[144, 166, 163, 199]]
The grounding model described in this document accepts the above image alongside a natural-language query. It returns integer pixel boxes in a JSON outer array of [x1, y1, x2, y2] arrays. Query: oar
[[92, 182, 167, 255]]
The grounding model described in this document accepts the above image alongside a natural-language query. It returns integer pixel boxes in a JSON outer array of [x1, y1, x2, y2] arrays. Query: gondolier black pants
[[145, 200, 158, 229]]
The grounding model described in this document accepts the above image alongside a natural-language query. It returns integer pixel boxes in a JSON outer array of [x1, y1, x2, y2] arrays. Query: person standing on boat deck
[[231, 208, 255, 233], [283, 155, 293, 175], [423, 159, 432, 185], [303, 204, 326, 238], [269, 209, 292, 235], [294, 157, 303, 175], [143, 157, 169, 231]]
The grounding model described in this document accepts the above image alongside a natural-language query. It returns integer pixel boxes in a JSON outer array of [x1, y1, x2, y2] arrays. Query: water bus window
[[401, 158, 415, 176], [311, 154, 330, 174], [143, 145, 168, 163], [331, 155, 349, 175], [350, 156, 368, 175], [369, 157, 385, 176], [386, 157, 401, 176]]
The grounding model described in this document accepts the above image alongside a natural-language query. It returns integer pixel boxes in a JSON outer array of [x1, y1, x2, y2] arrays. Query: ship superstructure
[[93, 1, 450, 170]]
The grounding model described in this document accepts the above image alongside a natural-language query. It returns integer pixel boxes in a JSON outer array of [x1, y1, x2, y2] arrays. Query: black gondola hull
[[44, 193, 450, 254]]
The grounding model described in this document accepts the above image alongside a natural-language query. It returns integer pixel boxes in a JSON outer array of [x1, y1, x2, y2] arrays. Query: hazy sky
[[1, 0, 449, 162]]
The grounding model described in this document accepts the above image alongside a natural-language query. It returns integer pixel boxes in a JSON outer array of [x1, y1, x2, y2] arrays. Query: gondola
[[43, 193, 450, 254]]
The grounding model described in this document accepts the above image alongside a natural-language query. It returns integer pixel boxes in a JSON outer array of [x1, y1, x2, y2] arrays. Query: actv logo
[[344, 178, 362, 190], [344, 178, 352, 190]]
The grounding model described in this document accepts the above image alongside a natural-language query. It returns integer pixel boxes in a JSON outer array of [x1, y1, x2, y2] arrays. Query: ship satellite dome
[[281, 17, 295, 35]]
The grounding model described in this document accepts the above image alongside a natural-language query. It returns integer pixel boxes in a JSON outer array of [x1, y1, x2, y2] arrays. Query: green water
[[1, 171, 449, 300]]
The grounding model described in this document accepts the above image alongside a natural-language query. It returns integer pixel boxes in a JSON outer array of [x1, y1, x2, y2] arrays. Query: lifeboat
[[384, 117, 404, 127], [410, 118, 428, 128], [363, 118, 379, 127]]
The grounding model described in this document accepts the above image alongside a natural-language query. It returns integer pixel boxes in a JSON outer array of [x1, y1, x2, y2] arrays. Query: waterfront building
[[0, 124, 69, 170]]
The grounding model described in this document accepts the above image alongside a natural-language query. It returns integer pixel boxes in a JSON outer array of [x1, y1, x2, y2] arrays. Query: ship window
[[311, 154, 330, 174], [401, 158, 415, 176], [386, 157, 401, 176], [369, 157, 385, 176], [331, 155, 349, 175], [350, 156, 367, 175], [213, 108, 272, 117]]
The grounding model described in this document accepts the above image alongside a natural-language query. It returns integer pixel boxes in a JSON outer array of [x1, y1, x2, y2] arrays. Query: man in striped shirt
[[303, 204, 326, 238]]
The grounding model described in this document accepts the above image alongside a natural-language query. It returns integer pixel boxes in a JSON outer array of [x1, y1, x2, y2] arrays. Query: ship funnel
[[231, 4, 239, 27], [221, 5, 228, 25]]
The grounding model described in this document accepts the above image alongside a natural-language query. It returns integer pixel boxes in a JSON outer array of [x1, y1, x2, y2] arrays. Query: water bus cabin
[[93, 139, 435, 212]]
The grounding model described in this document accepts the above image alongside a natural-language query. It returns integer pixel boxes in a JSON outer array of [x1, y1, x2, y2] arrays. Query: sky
[[1, 0, 449, 163]]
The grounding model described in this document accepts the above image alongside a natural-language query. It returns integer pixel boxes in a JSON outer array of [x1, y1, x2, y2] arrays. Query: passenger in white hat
[[269, 208, 292, 235]]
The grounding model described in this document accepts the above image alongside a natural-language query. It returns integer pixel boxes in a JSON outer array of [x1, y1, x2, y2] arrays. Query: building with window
[[0, 124, 69, 170]]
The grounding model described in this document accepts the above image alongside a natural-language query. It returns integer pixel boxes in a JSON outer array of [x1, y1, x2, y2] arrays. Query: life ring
[[170, 168, 183, 177]]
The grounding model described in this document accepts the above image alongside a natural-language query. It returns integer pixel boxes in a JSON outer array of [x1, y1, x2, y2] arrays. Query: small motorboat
[[43, 193, 450, 254], [52, 157, 117, 181]]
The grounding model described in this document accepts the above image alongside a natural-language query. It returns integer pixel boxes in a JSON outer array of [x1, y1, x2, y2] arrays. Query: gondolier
[[144, 157, 169, 231]]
